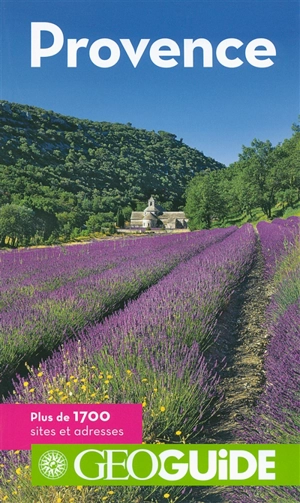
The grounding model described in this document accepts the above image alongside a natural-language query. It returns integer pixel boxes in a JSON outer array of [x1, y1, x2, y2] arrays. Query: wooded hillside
[[0, 101, 224, 244]]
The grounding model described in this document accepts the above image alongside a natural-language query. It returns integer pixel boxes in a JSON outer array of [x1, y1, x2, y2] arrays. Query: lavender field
[[0, 219, 299, 503]]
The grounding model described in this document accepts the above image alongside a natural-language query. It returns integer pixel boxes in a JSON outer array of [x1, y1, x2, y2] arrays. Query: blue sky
[[0, 0, 299, 165]]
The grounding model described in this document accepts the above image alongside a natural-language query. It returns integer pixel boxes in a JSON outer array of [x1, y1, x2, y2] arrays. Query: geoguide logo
[[38, 450, 68, 480], [32, 444, 300, 486]]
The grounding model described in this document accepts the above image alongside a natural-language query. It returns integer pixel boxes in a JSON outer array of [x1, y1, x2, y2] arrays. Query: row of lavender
[[0, 224, 257, 503], [257, 216, 299, 279], [0, 233, 217, 308], [0, 228, 235, 383], [229, 217, 300, 503]]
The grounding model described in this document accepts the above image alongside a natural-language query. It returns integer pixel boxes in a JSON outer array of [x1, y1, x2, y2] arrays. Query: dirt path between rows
[[197, 238, 272, 502]]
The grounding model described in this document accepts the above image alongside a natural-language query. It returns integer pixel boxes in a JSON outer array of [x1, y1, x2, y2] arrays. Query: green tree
[[238, 139, 275, 218], [0, 204, 36, 247], [273, 131, 300, 208], [116, 208, 125, 228], [185, 172, 226, 229], [86, 212, 115, 233]]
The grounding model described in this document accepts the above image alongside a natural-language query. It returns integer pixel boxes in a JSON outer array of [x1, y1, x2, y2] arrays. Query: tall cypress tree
[[116, 207, 125, 228]]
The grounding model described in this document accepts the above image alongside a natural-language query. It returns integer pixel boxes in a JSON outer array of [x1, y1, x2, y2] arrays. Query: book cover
[[0, 1, 299, 502]]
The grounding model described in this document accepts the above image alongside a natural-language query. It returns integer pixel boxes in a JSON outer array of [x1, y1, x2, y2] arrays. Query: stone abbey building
[[130, 196, 188, 230]]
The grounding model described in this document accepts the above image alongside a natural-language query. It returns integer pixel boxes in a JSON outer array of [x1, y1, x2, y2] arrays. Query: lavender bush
[[228, 221, 300, 503], [0, 225, 256, 503], [257, 217, 299, 279], [0, 232, 227, 308], [0, 228, 235, 382]]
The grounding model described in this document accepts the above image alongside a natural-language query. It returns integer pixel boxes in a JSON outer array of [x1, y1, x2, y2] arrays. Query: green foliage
[[283, 201, 300, 218], [0, 100, 224, 245], [0, 204, 37, 246], [116, 207, 125, 228], [185, 171, 227, 229], [185, 129, 300, 229], [86, 212, 115, 233]]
